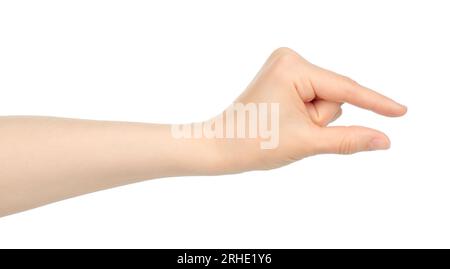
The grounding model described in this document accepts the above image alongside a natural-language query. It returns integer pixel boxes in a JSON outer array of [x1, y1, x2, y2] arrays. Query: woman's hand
[[210, 47, 407, 172]]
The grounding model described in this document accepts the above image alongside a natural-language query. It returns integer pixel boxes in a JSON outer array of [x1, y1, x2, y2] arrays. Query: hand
[[211, 47, 407, 172]]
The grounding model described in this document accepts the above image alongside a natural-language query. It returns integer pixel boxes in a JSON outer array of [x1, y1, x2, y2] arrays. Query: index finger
[[309, 66, 407, 117]]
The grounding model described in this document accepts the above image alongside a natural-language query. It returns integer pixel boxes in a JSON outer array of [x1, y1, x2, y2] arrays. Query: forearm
[[0, 116, 220, 217]]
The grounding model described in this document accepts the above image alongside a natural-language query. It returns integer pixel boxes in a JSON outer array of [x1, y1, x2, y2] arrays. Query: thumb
[[313, 126, 391, 154]]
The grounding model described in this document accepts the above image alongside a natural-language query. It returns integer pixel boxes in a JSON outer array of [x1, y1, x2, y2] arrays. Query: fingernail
[[398, 103, 408, 114], [368, 138, 390, 150]]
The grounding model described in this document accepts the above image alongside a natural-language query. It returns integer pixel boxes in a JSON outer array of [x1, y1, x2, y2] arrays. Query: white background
[[0, 0, 449, 248]]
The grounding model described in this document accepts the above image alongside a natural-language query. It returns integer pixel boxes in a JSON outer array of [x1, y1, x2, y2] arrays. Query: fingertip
[[393, 102, 408, 116], [399, 104, 408, 115], [368, 135, 391, 151], [382, 102, 408, 117], [349, 126, 391, 152], [314, 125, 392, 154]]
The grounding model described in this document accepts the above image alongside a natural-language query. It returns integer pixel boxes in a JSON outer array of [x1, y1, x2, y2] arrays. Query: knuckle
[[338, 135, 356, 155], [270, 47, 302, 66], [340, 75, 358, 86], [268, 48, 301, 80], [270, 47, 297, 58]]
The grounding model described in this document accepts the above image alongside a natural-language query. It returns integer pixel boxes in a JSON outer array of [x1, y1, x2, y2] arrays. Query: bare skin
[[0, 48, 407, 217]]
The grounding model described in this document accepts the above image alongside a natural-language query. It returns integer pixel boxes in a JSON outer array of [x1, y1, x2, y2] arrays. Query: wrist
[[164, 123, 229, 176]]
